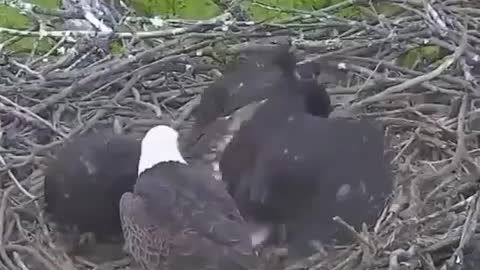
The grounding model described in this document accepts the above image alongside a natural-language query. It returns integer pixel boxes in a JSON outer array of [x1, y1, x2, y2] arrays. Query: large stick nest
[[1, 1, 480, 269]]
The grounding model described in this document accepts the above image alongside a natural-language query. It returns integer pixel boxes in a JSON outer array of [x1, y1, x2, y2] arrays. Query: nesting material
[[3, 5, 480, 269]]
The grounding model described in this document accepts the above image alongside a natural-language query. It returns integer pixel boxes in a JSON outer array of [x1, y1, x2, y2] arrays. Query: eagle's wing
[[119, 164, 262, 270]]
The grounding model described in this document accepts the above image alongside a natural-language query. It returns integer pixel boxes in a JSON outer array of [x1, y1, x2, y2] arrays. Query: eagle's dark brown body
[[120, 161, 268, 270]]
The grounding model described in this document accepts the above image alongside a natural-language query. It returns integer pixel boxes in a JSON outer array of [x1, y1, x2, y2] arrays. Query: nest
[[1, 1, 480, 269]]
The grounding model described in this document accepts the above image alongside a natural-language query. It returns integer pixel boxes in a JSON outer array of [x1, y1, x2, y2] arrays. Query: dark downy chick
[[249, 116, 393, 258], [43, 127, 141, 253], [218, 48, 333, 245], [190, 46, 295, 139], [219, 48, 393, 257], [183, 46, 330, 164], [120, 125, 278, 270]]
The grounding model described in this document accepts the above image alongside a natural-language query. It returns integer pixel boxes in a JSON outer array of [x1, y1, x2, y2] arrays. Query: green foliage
[[244, 0, 358, 22], [127, 0, 361, 22], [335, 6, 361, 19], [370, 2, 405, 17], [397, 45, 445, 69], [0, 4, 56, 53], [0, 4, 29, 28], [27, 0, 59, 9], [176, 0, 219, 19], [0, 0, 367, 54], [358, 2, 405, 20], [7, 37, 55, 54], [243, 0, 294, 22], [127, 0, 219, 19], [110, 40, 124, 55], [126, 0, 165, 17], [242, 0, 318, 21]]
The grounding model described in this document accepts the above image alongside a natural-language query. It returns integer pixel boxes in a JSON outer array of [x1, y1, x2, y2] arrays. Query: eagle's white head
[[138, 125, 187, 176]]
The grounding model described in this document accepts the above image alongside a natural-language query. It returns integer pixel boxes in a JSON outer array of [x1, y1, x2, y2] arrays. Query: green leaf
[[0, 5, 57, 54], [397, 45, 444, 69], [26, 0, 59, 9], [0, 4, 29, 28], [176, 0, 220, 19]]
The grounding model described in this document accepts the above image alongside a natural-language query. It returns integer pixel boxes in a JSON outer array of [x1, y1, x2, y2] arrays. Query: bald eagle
[[119, 125, 272, 270]]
